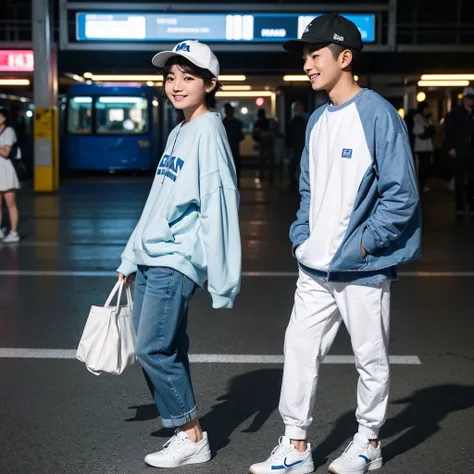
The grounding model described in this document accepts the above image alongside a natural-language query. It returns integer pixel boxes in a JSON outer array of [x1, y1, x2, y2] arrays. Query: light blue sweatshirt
[[117, 112, 241, 309]]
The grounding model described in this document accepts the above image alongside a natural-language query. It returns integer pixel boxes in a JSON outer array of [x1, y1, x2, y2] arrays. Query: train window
[[67, 97, 93, 134], [95, 96, 148, 135]]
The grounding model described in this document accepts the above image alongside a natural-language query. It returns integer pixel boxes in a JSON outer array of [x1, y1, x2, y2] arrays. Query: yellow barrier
[[33, 106, 59, 192]]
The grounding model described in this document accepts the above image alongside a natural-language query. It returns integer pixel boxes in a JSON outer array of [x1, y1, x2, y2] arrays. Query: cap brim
[[151, 50, 216, 76], [151, 48, 219, 77], [151, 50, 210, 70], [282, 39, 329, 53], [151, 51, 183, 68]]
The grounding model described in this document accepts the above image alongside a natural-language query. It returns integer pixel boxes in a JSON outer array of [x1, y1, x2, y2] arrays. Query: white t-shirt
[[296, 102, 372, 271], [412, 113, 434, 153], [0, 126, 16, 148], [0, 126, 21, 189]]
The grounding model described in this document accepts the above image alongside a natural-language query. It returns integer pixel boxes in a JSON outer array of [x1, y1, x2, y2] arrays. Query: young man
[[252, 108, 277, 182], [249, 13, 421, 474], [445, 86, 474, 216], [286, 102, 308, 187], [222, 103, 245, 188], [412, 101, 435, 192]]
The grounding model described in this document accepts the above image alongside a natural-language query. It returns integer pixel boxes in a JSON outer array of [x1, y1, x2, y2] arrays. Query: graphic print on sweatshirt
[[156, 154, 185, 182]]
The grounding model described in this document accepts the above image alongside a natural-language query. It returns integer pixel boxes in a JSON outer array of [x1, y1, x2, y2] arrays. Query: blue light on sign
[[76, 13, 376, 43]]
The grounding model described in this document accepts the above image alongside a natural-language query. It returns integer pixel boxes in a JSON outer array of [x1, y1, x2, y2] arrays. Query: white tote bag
[[77, 281, 136, 375]]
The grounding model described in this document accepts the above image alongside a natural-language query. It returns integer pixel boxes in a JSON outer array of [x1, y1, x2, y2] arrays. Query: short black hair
[[162, 55, 221, 109], [326, 43, 360, 72], [417, 101, 429, 113], [0, 107, 11, 126]]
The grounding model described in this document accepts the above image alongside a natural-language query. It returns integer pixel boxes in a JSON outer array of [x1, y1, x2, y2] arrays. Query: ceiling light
[[216, 91, 274, 97], [0, 79, 30, 86], [221, 85, 252, 91], [283, 75, 309, 82], [218, 75, 246, 81], [418, 80, 469, 87], [421, 74, 474, 81], [416, 92, 426, 102]]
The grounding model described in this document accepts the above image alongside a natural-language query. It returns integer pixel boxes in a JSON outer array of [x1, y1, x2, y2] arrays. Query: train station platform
[[0, 174, 473, 473]]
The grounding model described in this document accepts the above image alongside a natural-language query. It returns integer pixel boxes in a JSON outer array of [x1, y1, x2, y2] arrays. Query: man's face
[[302, 44, 343, 91], [422, 106, 431, 118], [293, 103, 304, 117], [463, 96, 474, 109]]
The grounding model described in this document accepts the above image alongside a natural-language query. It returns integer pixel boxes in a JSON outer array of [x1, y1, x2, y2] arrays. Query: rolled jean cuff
[[358, 424, 379, 440], [285, 424, 308, 440], [161, 405, 199, 428]]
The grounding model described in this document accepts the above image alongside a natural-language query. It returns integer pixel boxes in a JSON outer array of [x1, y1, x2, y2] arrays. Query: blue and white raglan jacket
[[118, 112, 241, 308], [290, 88, 421, 284]]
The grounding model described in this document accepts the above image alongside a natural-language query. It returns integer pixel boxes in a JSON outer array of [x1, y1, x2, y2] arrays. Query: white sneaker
[[328, 433, 382, 474], [249, 436, 314, 474], [144, 430, 211, 468], [0, 229, 4, 240], [2, 232, 19, 243]]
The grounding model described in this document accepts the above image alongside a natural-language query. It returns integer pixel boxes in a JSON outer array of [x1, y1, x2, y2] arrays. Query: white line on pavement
[[0, 270, 473, 277], [0, 349, 421, 365]]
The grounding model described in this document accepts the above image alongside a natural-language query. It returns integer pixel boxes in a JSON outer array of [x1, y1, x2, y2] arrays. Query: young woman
[[0, 108, 20, 243], [117, 40, 241, 469]]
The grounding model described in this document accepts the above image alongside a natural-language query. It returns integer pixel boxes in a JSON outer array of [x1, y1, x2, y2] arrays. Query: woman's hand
[[118, 272, 135, 284]]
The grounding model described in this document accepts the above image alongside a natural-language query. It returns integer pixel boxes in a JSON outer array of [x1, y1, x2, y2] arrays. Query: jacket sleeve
[[362, 131, 420, 254], [117, 227, 138, 276], [199, 128, 241, 309], [444, 111, 456, 150], [289, 142, 311, 254]]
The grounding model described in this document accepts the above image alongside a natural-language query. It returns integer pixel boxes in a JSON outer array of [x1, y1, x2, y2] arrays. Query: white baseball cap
[[151, 40, 220, 78]]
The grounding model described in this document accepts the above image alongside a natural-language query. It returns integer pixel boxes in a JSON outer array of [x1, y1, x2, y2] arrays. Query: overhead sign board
[[0, 50, 34, 72], [76, 13, 376, 43]]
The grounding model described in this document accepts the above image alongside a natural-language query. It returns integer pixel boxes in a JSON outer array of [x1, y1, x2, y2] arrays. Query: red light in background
[[0, 50, 34, 72], [256, 97, 265, 107]]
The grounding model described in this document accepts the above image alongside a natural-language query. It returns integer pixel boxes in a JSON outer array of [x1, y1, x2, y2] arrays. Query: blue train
[[63, 83, 176, 171]]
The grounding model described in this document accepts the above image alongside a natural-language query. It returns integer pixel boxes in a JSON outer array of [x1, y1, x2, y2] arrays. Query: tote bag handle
[[104, 281, 133, 311]]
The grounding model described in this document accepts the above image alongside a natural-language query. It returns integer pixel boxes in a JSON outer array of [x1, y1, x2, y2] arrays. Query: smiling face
[[165, 59, 217, 115], [165, 64, 207, 110], [302, 44, 352, 92]]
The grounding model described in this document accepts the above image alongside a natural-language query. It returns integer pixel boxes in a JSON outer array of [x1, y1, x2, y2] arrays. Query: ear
[[340, 49, 353, 69], [206, 77, 217, 93]]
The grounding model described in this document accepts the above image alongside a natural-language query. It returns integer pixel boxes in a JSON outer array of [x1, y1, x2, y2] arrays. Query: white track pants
[[279, 270, 391, 440]]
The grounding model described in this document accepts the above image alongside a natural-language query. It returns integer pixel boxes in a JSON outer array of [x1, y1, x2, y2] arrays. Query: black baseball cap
[[283, 13, 363, 53]]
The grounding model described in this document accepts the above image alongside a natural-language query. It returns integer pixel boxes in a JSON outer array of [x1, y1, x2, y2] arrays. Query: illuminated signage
[[0, 50, 34, 72], [76, 13, 376, 43]]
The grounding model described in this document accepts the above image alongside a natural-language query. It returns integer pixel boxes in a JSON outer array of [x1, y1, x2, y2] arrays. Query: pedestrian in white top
[[412, 101, 435, 192], [0, 108, 20, 243]]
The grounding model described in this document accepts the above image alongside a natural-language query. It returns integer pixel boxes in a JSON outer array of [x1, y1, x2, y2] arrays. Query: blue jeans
[[133, 265, 198, 428]]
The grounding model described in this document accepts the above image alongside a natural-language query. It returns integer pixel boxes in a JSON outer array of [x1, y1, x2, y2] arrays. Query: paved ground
[[0, 174, 473, 474]]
